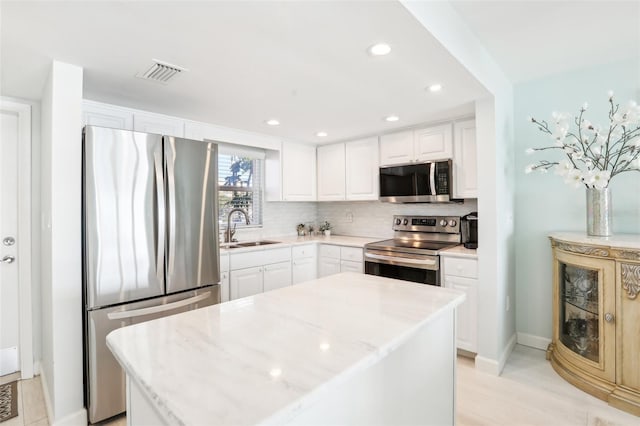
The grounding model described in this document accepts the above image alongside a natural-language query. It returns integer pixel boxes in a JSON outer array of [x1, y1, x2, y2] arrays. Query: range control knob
[[449, 220, 457, 227], [395, 218, 402, 225], [403, 219, 409, 226], [439, 219, 447, 227]]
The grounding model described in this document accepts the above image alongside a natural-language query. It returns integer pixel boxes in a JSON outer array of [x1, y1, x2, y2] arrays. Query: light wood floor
[[457, 345, 639, 426], [9, 345, 640, 425]]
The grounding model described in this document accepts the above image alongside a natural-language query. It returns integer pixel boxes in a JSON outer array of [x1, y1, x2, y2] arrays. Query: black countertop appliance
[[461, 212, 478, 249]]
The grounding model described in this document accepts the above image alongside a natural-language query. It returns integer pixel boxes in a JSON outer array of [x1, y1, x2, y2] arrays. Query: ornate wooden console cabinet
[[548, 233, 640, 416]]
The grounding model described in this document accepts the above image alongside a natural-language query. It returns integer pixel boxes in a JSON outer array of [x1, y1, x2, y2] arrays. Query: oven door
[[364, 249, 440, 286]]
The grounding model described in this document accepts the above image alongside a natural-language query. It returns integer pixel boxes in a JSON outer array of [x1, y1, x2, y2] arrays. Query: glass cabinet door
[[559, 263, 600, 362], [553, 248, 615, 382]]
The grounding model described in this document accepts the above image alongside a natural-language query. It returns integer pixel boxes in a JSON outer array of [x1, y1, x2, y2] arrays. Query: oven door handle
[[364, 252, 438, 268]]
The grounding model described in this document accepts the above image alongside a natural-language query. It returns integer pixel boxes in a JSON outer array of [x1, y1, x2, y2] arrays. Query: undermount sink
[[221, 240, 281, 249]]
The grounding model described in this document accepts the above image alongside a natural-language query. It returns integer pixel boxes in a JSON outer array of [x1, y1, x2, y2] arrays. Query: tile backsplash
[[231, 199, 478, 241], [317, 200, 478, 239]]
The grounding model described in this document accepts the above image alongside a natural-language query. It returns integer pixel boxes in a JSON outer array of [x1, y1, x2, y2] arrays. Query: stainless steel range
[[364, 215, 461, 286]]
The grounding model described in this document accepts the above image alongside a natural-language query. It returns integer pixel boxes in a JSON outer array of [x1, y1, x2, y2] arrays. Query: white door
[[0, 104, 21, 376]]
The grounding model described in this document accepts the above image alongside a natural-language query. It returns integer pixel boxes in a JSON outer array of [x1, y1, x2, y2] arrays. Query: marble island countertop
[[106, 273, 465, 426]]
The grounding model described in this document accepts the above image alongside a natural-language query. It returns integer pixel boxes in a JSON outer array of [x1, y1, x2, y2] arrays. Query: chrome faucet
[[225, 208, 250, 243]]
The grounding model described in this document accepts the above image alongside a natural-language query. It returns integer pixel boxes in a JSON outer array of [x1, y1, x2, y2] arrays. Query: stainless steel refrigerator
[[82, 126, 220, 423]]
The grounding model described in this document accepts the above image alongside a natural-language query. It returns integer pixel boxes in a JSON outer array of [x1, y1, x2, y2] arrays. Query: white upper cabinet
[[281, 142, 317, 201], [317, 143, 346, 201], [453, 119, 478, 199], [82, 101, 134, 130], [379, 124, 453, 166], [414, 123, 453, 161], [379, 130, 414, 166], [345, 137, 379, 200], [316, 137, 379, 202], [133, 112, 184, 138]]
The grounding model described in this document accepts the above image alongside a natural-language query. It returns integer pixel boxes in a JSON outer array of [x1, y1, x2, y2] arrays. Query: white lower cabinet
[[340, 260, 362, 273], [319, 257, 341, 277], [319, 245, 363, 277], [229, 247, 292, 300], [264, 261, 292, 292], [292, 244, 317, 284], [231, 266, 264, 299], [441, 255, 478, 353]]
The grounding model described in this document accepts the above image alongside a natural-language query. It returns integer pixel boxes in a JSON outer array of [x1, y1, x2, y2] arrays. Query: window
[[217, 143, 264, 229]]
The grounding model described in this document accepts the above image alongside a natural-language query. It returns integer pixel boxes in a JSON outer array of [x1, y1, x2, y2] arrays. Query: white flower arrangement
[[525, 92, 640, 189]]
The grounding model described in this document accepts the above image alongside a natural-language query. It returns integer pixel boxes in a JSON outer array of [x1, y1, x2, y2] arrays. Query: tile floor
[[6, 345, 640, 425], [2, 376, 48, 426]]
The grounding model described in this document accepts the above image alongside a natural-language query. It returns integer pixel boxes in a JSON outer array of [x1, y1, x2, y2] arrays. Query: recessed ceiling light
[[428, 84, 443, 92], [265, 119, 280, 126], [368, 43, 391, 56], [385, 115, 399, 122], [316, 131, 328, 137]]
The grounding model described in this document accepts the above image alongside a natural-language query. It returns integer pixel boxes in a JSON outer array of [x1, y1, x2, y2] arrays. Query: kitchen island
[[106, 272, 465, 425]]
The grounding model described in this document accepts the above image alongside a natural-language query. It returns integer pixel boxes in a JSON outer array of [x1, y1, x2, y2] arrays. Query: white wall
[[515, 58, 640, 345], [317, 200, 477, 239], [401, 1, 515, 374], [40, 60, 86, 425]]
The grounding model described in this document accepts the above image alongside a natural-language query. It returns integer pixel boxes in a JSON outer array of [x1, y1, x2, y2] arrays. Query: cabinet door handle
[[605, 313, 614, 323]]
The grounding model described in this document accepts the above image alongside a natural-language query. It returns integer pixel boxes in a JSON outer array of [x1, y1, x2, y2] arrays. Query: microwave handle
[[429, 162, 436, 195]]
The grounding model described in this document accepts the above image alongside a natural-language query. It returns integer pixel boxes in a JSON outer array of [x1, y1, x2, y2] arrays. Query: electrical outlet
[[345, 210, 353, 223]]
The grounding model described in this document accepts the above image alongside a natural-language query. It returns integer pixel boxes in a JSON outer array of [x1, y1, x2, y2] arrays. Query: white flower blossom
[[527, 95, 639, 188], [582, 169, 610, 189], [555, 160, 574, 176], [564, 169, 584, 188], [608, 90, 614, 100]]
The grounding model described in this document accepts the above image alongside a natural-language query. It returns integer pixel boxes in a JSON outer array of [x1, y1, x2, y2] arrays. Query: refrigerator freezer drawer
[[86, 286, 219, 424]]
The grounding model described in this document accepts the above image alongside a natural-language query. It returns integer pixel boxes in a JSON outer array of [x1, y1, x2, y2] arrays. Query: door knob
[[3, 237, 15, 246], [605, 313, 614, 323], [0, 255, 15, 264]]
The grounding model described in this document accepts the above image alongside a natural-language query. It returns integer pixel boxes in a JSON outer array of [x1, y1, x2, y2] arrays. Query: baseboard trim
[[474, 332, 517, 376], [39, 367, 54, 424], [33, 360, 41, 376], [517, 332, 551, 351], [52, 408, 87, 426]]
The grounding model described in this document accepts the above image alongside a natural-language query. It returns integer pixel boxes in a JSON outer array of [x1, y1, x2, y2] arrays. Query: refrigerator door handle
[[166, 138, 177, 276], [106, 291, 212, 320], [154, 150, 166, 284]]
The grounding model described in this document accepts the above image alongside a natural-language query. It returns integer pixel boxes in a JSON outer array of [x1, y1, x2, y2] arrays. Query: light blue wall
[[515, 58, 640, 341]]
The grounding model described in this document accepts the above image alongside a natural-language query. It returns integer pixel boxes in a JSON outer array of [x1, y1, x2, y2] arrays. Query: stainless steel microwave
[[379, 160, 455, 203]]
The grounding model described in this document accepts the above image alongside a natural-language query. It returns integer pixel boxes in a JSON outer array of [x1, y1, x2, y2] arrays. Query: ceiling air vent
[[136, 59, 188, 84]]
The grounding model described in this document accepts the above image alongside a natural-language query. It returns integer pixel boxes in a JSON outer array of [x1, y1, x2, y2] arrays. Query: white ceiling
[[450, 0, 640, 83], [0, 1, 486, 144], [3, 2, 637, 144]]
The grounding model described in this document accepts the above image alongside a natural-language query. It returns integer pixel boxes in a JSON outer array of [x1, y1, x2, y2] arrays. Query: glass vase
[[586, 187, 612, 237]]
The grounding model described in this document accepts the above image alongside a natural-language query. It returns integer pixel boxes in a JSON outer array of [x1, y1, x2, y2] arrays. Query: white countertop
[[106, 273, 465, 426], [440, 245, 478, 259], [549, 232, 640, 250], [220, 234, 381, 254]]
